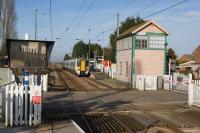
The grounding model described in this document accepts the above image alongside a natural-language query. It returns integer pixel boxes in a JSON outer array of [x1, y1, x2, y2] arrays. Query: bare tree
[[0, 0, 17, 55]]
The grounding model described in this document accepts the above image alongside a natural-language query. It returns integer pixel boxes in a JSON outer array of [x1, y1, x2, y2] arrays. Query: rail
[[56, 67, 93, 133]]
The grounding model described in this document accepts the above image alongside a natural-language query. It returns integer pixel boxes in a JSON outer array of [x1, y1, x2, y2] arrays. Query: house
[[179, 61, 200, 79], [178, 54, 193, 64], [6, 39, 54, 74], [116, 20, 169, 84], [192, 45, 200, 63]]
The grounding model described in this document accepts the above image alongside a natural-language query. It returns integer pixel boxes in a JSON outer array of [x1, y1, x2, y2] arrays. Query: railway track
[[52, 65, 186, 133], [81, 77, 114, 90], [58, 66, 154, 133], [56, 66, 136, 133], [55, 66, 94, 133]]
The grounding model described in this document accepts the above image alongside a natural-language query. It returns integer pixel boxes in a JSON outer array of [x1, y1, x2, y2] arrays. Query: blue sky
[[16, 0, 200, 61]]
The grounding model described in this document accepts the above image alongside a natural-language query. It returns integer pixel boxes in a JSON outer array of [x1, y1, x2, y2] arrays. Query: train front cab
[[77, 59, 89, 76]]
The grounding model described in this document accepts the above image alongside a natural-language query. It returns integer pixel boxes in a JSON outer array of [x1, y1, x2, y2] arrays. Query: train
[[63, 58, 90, 76]]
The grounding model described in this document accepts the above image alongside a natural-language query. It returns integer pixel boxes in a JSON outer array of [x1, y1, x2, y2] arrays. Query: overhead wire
[[58, 0, 86, 40], [92, 0, 190, 43], [91, 0, 136, 33], [135, 0, 161, 16], [67, 0, 96, 39], [90, 0, 137, 42], [118, 0, 136, 13], [92, 27, 116, 41], [143, 0, 189, 19]]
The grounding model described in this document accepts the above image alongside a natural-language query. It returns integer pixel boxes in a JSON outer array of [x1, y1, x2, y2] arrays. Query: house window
[[126, 61, 128, 76], [135, 35, 165, 49], [149, 36, 165, 49], [135, 36, 148, 48]]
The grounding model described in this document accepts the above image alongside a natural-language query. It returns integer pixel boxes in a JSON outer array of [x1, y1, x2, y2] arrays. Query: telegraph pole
[[50, 0, 53, 40], [35, 9, 38, 40], [117, 13, 120, 36], [103, 48, 104, 62], [89, 39, 91, 59], [87, 28, 91, 59]]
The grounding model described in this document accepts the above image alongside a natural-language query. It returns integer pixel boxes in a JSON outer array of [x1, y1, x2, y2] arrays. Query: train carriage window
[[77, 60, 80, 66]]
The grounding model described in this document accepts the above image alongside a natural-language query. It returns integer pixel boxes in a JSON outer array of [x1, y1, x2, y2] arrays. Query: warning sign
[[32, 87, 41, 104], [32, 96, 41, 104]]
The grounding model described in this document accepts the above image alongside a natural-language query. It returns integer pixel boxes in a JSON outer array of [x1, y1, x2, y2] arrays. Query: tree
[[167, 48, 177, 60], [63, 54, 71, 61], [109, 16, 145, 63], [0, 0, 17, 56], [72, 41, 88, 58], [103, 47, 112, 61], [72, 40, 103, 59], [89, 43, 103, 58]]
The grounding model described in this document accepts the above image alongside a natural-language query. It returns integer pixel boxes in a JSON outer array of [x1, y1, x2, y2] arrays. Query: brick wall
[[116, 50, 132, 83]]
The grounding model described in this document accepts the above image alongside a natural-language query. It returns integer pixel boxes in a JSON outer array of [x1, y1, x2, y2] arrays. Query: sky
[[16, 0, 200, 62]]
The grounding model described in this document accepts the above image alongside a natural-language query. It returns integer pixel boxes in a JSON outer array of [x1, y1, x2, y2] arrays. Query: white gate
[[135, 75, 157, 91], [145, 76, 157, 90], [163, 75, 172, 90], [5, 83, 42, 126]]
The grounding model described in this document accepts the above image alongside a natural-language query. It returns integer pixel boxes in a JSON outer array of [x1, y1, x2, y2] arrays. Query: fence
[[163, 75, 172, 91], [134, 75, 157, 91], [103, 64, 117, 79], [172, 73, 189, 93], [133, 75, 173, 91], [5, 83, 42, 126], [188, 74, 200, 107], [3, 74, 48, 126]]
